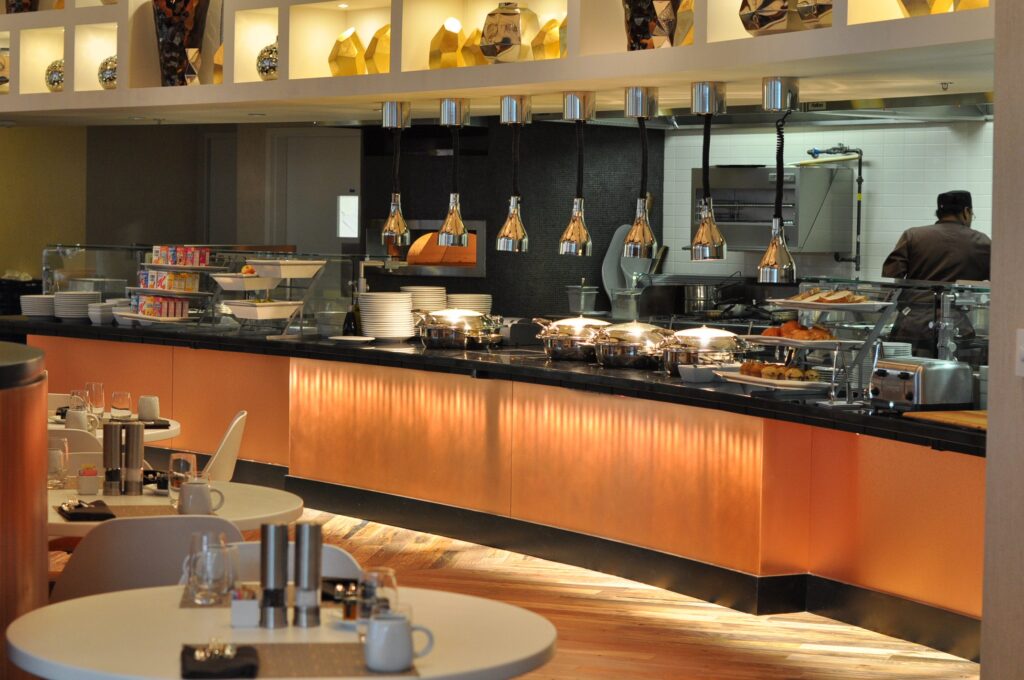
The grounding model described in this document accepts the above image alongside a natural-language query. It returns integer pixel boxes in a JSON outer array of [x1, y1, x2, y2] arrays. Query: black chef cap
[[937, 190, 973, 215]]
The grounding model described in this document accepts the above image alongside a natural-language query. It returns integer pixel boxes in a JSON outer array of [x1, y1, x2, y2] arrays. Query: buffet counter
[[0, 316, 985, 660]]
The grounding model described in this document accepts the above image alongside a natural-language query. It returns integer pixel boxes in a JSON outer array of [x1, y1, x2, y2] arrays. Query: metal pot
[[591, 322, 671, 369], [535, 316, 610, 361], [682, 280, 744, 315], [659, 326, 747, 375], [417, 309, 503, 350]]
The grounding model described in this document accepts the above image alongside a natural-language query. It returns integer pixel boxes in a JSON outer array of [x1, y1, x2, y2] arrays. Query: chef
[[881, 190, 991, 355]]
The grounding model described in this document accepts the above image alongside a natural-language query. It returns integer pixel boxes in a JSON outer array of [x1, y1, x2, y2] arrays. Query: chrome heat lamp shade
[[381, 193, 409, 248], [757, 217, 797, 283], [437, 97, 470, 248], [437, 193, 468, 247], [497, 95, 531, 253], [496, 195, 528, 253], [559, 197, 591, 257], [381, 101, 411, 248], [691, 198, 726, 261], [623, 197, 656, 258]]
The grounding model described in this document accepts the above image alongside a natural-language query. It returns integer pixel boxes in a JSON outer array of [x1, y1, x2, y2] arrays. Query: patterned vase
[[152, 0, 209, 86], [4, 0, 38, 12], [622, 0, 689, 50], [739, 0, 832, 36]]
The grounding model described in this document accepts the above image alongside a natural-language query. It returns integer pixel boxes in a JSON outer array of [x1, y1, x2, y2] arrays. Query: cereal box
[[151, 246, 163, 265], [138, 271, 149, 287]]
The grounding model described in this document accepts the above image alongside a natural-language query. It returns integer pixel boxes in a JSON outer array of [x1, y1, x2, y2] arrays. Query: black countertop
[[0, 316, 986, 458]]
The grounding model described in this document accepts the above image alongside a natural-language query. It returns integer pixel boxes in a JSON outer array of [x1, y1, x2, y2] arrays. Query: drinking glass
[[110, 391, 132, 420], [46, 437, 69, 490], [86, 382, 105, 417], [188, 544, 236, 606], [68, 390, 90, 413], [169, 452, 198, 508], [360, 567, 399, 618]]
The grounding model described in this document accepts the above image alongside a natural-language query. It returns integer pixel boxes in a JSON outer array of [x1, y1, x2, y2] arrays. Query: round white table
[[48, 417, 182, 443], [6, 585, 556, 680], [47, 481, 304, 537]]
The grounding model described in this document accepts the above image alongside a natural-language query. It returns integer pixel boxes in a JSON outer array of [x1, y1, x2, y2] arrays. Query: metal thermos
[[260, 523, 289, 628], [293, 523, 322, 627], [122, 422, 145, 496], [102, 422, 123, 496]]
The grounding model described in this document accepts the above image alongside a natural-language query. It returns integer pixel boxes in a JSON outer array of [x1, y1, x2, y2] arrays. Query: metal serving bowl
[[535, 316, 611, 361], [417, 309, 503, 350], [658, 326, 748, 375], [590, 322, 671, 369]]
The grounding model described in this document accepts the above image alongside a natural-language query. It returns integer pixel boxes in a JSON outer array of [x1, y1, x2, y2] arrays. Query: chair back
[[50, 516, 243, 603], [228, 541, 362, 582], [202, 411, 247, 482], [47, 392, 71, 413], [49, 429, 102, 453]]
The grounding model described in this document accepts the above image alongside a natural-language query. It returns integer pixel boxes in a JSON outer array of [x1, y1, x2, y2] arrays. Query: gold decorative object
[[953, 0, 988, 9], [185, 48, 201, 86], [256, 42, 278, 81], [97, 55, 117, 90], [481, 1, 538, 63], [739, 0, 832, 36], [896, 0, 951, 15], [328, 28, 367, 76], [460, 28, 488, 67], [676, 0, 696, 45], [0, 48, 10, 94], [429, 17, 466, 69], [365, 24, 390, 74], [44, 59, 63, 93], [559, 15, 568, 57], [623, 0, 688, 50], [212, 45, 224, 84], [532, 18, 561, 60]]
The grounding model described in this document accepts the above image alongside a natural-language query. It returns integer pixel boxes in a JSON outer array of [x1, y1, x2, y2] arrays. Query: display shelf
[[289, 0, 390, 79], [231, 3, 278, 83], [72, 21, 115, 90], [140, 263, 229, 272], [0, 31, 10, 94], [126, 286, 214, 298], [18, 25, 64, 93], [848, 0, 988, 26]]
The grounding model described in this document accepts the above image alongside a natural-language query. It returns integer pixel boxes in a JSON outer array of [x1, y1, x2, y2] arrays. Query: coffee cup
[[66, 409, 100, 434], [177, 479, 225, 515], [364, 609, 433, 673], [138, 395, 160, 422], [77, 475, 101, 495]]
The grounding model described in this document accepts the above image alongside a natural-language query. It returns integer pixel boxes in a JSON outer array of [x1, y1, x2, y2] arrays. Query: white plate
[[246, 259, 327, 279], [211, 274, 282, 292], [329, 336, 375, 344], [224, 300, 301, 320], [739, 335, 864, 350], [714, 371, 831, 391], [766, 299, 894, 313]]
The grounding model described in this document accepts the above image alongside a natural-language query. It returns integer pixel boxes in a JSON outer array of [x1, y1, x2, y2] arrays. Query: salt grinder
[[122, 422, 145, 496], [260, 523, 289, 628], [293, 522, 323, 627], [102, 422, 123, 496]]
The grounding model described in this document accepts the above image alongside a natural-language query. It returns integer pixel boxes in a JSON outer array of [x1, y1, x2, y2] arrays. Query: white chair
[[47, 393, 71, 413], [49, 429, 101, 453], [50, 516, 243, 603], [202, 411, 247, 482], [228, 541, 362, 582]]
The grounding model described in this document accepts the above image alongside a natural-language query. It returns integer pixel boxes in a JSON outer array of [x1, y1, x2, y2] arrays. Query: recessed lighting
[[337, 2, 348, 7], [129, 116, 146, 121], [248, 112, 267, 117]]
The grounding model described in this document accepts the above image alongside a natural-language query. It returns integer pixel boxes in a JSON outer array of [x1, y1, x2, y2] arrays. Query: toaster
[[869, 357, 975, 411]]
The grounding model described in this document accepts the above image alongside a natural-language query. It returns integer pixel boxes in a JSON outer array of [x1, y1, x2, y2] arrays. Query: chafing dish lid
[[418, 308, 499, 332], [592, 322, 670, 347], [663, 326, 741, 351], [537, 316, 611, 338]]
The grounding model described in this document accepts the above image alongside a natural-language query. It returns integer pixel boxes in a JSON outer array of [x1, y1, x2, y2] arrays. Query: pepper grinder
[[293, 523, 322, 627], [122, 422, 145, 496], [260, 523, 289, 628], [102, 422, 123, 496]]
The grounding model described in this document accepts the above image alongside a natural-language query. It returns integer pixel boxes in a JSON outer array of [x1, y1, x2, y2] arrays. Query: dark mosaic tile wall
[[361, 119, 665, 318]]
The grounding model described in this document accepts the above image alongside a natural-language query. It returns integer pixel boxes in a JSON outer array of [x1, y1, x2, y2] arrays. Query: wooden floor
[[290, 509, 979, 680]]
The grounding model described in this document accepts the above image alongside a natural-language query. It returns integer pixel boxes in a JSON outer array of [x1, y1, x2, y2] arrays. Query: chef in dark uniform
[[881, 190, 991, 355]]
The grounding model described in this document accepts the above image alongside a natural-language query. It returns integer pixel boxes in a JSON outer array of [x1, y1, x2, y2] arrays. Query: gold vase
[[365, 24, 390, 74], [739, 0, 832, 35], [328, 28, 367, 76], [481, 1, 539, 63], [896, 0, 952, 15], [429, 18, 467, 69]]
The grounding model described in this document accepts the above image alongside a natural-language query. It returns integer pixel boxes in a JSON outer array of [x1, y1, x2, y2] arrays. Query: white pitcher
[[65, 409, 100, 434], [364, 610, 434, 673], [177, 479, 225, 515]]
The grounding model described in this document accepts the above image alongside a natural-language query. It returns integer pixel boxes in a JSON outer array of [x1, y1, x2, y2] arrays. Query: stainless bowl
[[593, 342, 661, 370], [660, 347, 736, 375], [535, 316, 610, 362], [417, 309, 503, 349], [591, 322, 670, 369]]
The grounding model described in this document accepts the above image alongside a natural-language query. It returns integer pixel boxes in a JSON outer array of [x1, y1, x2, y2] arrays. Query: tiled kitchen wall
[[662, 121, 993, 280]]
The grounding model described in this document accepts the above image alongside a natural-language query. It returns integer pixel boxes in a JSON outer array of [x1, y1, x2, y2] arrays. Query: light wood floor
[[290, 509, 979, 680]]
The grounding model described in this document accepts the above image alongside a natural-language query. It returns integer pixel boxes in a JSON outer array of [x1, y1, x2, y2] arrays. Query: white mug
[[177, 479, 225, 515], [364, 611, 434, 673], [138, 395, 160, 422], [66, 409, 100, 434]]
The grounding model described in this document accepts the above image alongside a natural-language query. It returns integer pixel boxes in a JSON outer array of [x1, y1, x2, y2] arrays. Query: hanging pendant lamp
[[690, 81, 728, 261], [380, 101, 412, 250], [757, 76, 799, 284], [496, 95, 531, 253], [622, 86, 658, 259], [437, 98, 470, 248], [559, 91, 594, 256]]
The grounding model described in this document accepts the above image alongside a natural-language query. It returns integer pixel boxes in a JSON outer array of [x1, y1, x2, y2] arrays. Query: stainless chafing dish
[[534, 316, 611, 361], [590, 322, 672, 369], [417, 309, 503, 350], [659, 326, 748, 375]]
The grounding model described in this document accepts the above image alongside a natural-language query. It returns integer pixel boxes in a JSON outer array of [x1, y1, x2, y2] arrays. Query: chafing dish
[[417, 309, 503, 350], [659, 326, 748, 375], [590, 322, 671, 369], [534, 316, 611, 361]]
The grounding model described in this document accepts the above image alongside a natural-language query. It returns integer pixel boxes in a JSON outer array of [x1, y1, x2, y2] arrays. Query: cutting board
[[903, 410, 988, 431]]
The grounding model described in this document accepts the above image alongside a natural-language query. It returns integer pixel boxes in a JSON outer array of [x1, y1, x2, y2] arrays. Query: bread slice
[[821, 290, 854, 304], [790, 287, 821, 301], [800, 291, 830, 303]]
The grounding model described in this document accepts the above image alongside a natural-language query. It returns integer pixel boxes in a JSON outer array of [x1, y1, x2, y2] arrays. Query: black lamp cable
[[391, 128, 401, 195], [575, 120, 585, 200], [512, 124, 522, 198], [774, 110, 794, 220], [702, 115, 712, 201], [638, 117, 649, 200], [450, 126, 460, 195]]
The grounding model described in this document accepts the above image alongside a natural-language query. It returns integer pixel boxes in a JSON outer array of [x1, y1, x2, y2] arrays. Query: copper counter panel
[[0, 375, 48, 678]]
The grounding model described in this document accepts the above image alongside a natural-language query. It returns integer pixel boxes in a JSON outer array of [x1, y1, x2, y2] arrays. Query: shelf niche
[[19, 25, 64, 94], [234, 5, 277, 83], [73, 21, 116, 90], [289, 0, 390, 80], [0, 31, 9, 94], [849, 0, 988, 25]]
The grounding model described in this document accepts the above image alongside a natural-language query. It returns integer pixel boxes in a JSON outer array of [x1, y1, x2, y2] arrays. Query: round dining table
[[47, 481, 304, 537], [48, 417, 182, 443], [6, 585, 557, 679]]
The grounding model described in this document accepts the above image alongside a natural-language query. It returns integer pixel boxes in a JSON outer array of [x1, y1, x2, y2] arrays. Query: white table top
[[6, 585, 556, 680], [47, 481, 304, 537], [48, 417, 182, 443]]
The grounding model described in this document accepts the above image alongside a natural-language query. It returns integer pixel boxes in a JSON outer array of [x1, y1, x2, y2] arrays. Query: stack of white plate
[[400, 286, 448, 312], [358, 292, 415, 341], [20, 294, 55, 317], [447, 294, 492, 315], [881, 342, 913, 358], [54, 291, 102, 319], [88, 302, 117, 325]]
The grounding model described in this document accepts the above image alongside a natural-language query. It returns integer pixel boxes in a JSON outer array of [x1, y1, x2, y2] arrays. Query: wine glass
[[47, 437, 69, 490], [169, 453, 198, 508], [188, 544, 236, 606], [360, 567, 399, 618], [68, 390, 90, 413], [110, 391, 132, 420], [86, 383, 105, 417]]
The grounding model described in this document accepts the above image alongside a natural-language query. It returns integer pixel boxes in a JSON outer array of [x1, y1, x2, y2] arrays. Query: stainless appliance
[[691, 166, 853, 253], [869, 357, 974, 411]]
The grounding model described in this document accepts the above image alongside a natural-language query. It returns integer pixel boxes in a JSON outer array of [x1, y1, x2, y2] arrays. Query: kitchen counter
[[0, 315, 985, 457]]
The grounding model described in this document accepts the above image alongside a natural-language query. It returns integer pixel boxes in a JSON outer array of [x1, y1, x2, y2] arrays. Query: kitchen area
[[0, 1, 1011, 678]]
